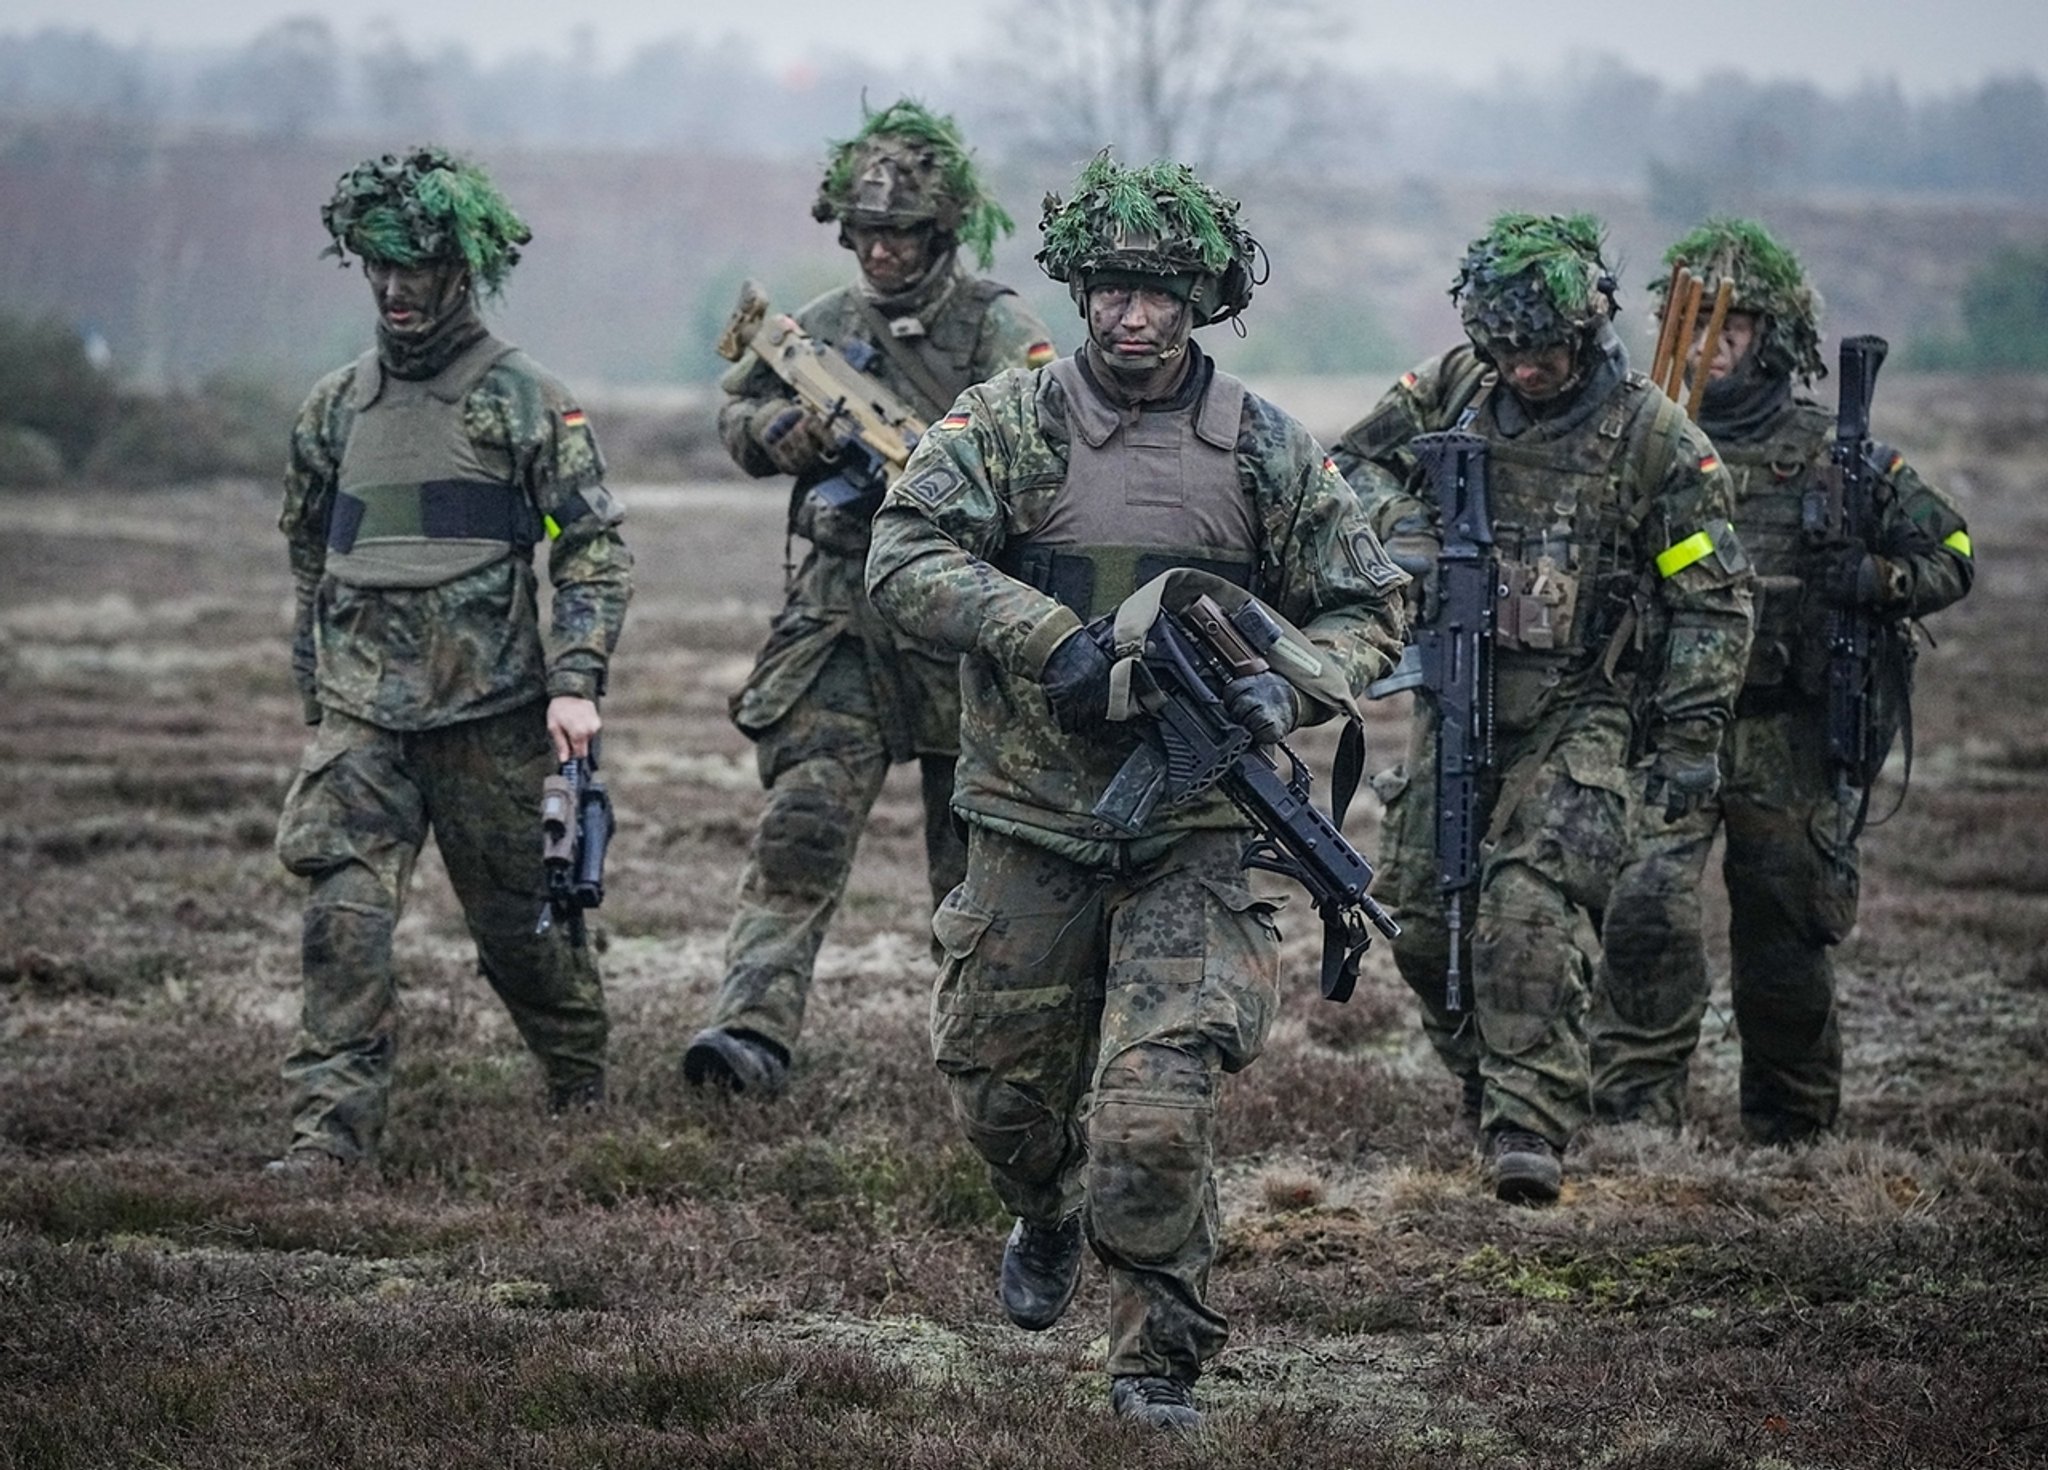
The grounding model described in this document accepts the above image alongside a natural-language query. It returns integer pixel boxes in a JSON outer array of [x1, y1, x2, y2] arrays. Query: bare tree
[[964, 0, 1346, 176]]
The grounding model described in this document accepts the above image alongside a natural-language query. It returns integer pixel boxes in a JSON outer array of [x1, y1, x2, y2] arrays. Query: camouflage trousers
[[273, 702, 607, 1162], [930, 824, 1280, 1383], [709, 641, 966, 1056], [1592, 698, 1856, 1141], [1376, 702, 1635, 1146]]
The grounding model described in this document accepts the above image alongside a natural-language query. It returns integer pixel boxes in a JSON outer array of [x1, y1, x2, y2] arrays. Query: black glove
[[756, 404, 831, 476], [1643, 741, 1722, 822], [1041, 628, 1113, 734], [1223, 671, 1300, 746], [1815, 544, 1904, 609]]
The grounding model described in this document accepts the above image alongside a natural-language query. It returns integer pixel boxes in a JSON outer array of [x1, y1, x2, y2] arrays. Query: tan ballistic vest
[[327, 334, 538, 588], [999, 356, 1257, 619]]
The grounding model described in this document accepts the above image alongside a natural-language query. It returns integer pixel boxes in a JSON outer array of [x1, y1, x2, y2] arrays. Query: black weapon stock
[[1804, 334, 1890, 838], [536, 737, 614, 947], [1412, 431, 1497, 1013], [1090, 595, 1400, 1004]]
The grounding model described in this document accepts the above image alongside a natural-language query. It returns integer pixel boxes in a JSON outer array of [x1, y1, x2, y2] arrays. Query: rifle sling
[[849, 296, 960, 417]]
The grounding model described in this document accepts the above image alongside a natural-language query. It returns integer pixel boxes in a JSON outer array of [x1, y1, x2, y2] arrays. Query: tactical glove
[[755, 403, 833, 477], [1643, 735, 1722, 822], [1223, 671, 1301, 746], [1041, 627, 1114, 734], [1815, 544, 1906, 610]]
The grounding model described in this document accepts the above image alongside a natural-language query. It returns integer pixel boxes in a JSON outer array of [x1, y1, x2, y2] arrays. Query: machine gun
[[715, 279, 927, 518], [1091, 594, 1400, 1004], [535, 739, 613, 948], [1369, 432, 1497, 1012], [1803, 334, 1894, 841]]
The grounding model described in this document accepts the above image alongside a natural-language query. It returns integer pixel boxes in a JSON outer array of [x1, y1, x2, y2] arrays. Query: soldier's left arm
[[1869, 446, 1975, 616], [483, 366, 634, 701], [1245, 399, 1410, 703], [969, 290, 1059, 379], [1642, 423, 1756, 750]]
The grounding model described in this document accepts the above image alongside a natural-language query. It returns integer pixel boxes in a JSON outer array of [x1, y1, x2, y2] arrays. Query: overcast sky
[[4, 0, 2038, 93]]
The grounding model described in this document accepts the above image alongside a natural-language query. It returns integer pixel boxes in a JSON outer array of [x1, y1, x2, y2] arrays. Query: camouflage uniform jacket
[[719, 264, 1054, 757], [1703, 392, 1972, 697], [281, 338, 632, 731], [866, 356, 1407, 862], [1332, 343, 1753, 751]]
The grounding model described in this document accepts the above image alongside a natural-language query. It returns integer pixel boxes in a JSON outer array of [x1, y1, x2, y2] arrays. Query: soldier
[[866, 154, 1405, 1430], [1331, 212, 1754, 1203], [1591, 219, 1974, 1143], [269, 147, 631, 1173], [682, 100, 1055, 1095]]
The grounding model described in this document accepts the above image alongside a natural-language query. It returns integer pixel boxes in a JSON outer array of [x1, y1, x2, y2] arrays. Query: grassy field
[[1, 375, 2043, 1468]]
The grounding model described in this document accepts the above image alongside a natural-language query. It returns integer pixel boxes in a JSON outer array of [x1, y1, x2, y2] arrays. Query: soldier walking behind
[[867, 154, 1405, 1429], [269, 148, 632, 1173], [1332, 213, 1754, 1203], [1592, 219, 1974, 1142], [682, 100, 1054, 1096]]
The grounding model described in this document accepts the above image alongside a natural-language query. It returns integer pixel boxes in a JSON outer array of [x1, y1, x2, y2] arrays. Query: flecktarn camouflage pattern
[[1452, 211, 1614, 352], [1650, 217, 1827, 383], [812, 98, 1014, 269], [321, 146, 532, 295]]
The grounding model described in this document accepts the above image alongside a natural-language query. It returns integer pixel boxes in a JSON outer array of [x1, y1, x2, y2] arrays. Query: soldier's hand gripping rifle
[[535, 738, 614, 948], [715, 279, 927, 518], [1369, 432, 1497, 1012], [1802, 334, 1891, 840], [1091, 593, 1401, 1004]]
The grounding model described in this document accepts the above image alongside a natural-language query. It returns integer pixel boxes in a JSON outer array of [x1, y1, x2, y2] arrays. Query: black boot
[[547, 1073, 607, 1116], [998, 1213, 1083, 1330], [1110, 1374, 1201, 1431], [1487, 1125, 1563, 1205], [681, 1027, 789, 1096]]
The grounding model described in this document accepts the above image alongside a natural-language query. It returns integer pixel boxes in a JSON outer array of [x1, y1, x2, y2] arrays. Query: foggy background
[[3, 0, 2044, 396]]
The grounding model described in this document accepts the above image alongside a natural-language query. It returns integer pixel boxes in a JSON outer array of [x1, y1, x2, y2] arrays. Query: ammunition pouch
[[1491, 555, 1580, 653]]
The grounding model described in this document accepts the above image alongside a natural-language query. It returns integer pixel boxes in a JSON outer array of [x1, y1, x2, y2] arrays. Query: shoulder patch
[[561, 408, 587, 429], [939, 412, 972, 431], [1026, 341, 1057, 369], [899, 460, 966, 510]]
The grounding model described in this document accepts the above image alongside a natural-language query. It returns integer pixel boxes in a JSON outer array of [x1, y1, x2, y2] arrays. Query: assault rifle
[[535, 739, 613, 948], [1369, 432, 1496, 1012], [1802, 333, 1893, 840], [715, 279, 926, 518], [1091, 594, 1400, 1004]]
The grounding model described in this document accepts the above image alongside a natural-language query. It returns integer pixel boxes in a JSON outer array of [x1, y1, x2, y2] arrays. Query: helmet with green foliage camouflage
[[1451, 211, 1616, 353], [1653, 217, 1826, 382], [812, 98, 1014, 271], [321, 147, 531, 299], [1036, 152, 1261, 327]]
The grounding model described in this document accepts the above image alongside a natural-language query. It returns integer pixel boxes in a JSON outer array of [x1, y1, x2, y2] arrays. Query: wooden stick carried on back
[[1647, 259, 1691, 395], [1686, 278, 1736, 419]]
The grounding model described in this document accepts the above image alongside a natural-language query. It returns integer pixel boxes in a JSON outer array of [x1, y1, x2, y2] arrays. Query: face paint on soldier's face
[[849, 223, 936, 293], [1690, 309, 1760, 382], [1086, 284, 1191, 374], [1492, 341, 1578, 404], [365, 259, 469, 337]]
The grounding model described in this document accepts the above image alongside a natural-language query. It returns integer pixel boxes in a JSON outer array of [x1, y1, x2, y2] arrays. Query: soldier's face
[[848, 223, 935, 293], [1492, 341, 1577, 403], [1692, 309, 1760, 381], [1086, 283, 1190, 368], [365, 259, 467, 336]]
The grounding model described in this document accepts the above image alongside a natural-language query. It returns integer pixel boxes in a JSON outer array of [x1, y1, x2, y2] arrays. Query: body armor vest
[[327, 333, 540, 588], [1714, 398, 1830, 691], [998, 356, 1256, 620]]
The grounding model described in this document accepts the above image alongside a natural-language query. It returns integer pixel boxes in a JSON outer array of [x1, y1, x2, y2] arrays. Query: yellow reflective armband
[[1655, 531, 1715, 578], [1943, 529, 1972, 557], [544, 515, 562, 540]]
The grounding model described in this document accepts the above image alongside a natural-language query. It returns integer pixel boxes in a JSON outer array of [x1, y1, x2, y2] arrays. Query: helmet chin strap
[[1157, 341, 1186, 362]]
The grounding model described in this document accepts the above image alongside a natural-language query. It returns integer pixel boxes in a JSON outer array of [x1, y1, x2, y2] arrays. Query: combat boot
[[547, 1073, 607, 1116], [681, 1026, 789, 1096], [1110, 1374, 1201, 1431], [998, 1213, 1083, 1330], [261, 1148, 347, 1182], [1487, 1125, 1563, 1205]]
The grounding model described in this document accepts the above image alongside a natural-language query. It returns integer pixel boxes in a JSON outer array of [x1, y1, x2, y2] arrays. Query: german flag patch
[[1026, 341, 1056, 369], [561, 409, 588, 429], [1400, 371, 1420, 390], [1699, 454, 1721, 473], [939, 413, 971, 431], [1887, 451, 1906, 473]]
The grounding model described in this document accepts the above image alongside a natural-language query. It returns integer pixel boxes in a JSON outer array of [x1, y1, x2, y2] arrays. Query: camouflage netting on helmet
[[1452, 212, 1614, 351], [322, 147, 531, 299], [1654, 217, 1826, 382], [812, 98, 1014, 270], [1036, 152, 1261, 325]]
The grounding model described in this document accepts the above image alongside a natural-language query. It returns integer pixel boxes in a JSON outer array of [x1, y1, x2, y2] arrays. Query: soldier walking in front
[[682, 100, 1054, 1096], [1332, 213, 1754, 1203], [270, 148, 632, 1172]]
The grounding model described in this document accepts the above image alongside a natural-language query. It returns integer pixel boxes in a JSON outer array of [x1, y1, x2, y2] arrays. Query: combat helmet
[[1452, 212, 1616, 356], [1652, 217, 1826, 382], [1036, 152, 1263, 327], [812, 98, 1014, 270], [321, 146, 531, 299]]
